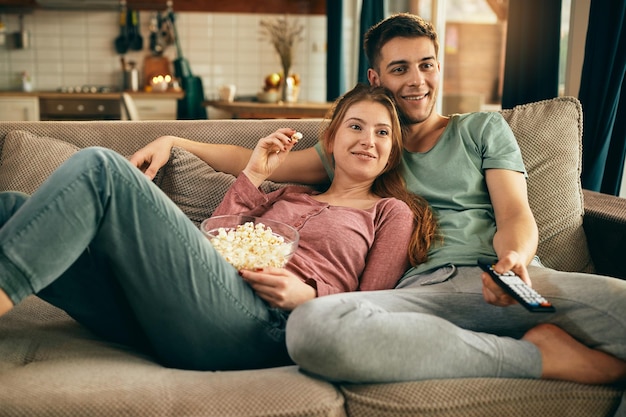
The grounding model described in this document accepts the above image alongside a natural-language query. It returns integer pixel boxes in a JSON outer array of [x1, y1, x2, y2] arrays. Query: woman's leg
[[0, 190, 154, 350], [0, 192, 29, 315], [0, 148, 290, 370]]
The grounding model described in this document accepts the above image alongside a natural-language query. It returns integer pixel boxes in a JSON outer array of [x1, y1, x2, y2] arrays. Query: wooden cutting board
[[143, 55, 172, 87]]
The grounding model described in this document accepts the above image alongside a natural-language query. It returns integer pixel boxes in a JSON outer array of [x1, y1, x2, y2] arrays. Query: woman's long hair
[[321, 83, 438, 266]]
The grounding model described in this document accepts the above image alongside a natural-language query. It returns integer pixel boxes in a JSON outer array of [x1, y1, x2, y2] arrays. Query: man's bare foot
[[0, 288, 13, 316], [523, 323, 626, 384]]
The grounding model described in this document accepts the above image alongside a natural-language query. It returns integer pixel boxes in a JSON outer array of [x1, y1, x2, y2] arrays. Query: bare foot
[[0, 288, 14, 316], [523, 323, 626, 384]]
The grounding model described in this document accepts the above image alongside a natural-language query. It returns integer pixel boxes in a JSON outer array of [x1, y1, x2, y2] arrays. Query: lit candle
[[151, 75, 168, 92]]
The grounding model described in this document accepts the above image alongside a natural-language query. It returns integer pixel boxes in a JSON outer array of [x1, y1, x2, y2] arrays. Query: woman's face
[[331, 100, 394, 182]]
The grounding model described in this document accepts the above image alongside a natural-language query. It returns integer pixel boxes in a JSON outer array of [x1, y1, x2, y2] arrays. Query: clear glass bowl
[[201, 215, 299, 269]]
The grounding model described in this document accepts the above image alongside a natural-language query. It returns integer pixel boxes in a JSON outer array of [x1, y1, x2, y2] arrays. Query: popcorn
[[208, 221, 294, 269], [291, 131, 302, 142]]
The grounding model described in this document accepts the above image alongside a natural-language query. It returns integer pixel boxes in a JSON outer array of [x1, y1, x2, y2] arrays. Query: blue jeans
[[286, 264, 626, 383], [0, 148, 290, 370]]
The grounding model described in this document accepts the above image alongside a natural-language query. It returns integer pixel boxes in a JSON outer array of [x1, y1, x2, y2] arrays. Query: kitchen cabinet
[[0, 0, 325, 14], [129, 95, 178, 120], [0, 0, 37, 8], [0, 96, 39, 121], [127, 0, 325, 14], [39, 94, 121, 121]]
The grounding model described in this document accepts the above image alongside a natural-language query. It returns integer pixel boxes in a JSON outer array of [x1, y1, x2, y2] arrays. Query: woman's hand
[[481, 251, 532, 307], [129, 135, 176, 180], [242, 128, 299, 187], [239, 267, 316, 311]]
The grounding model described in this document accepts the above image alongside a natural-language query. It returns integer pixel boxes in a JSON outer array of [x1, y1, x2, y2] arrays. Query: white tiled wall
[[0, 10, 327, 102]]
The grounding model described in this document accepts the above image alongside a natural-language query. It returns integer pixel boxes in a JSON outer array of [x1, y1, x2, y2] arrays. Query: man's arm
[[483, 168, 539, 305], [130, 135, 329, 185]]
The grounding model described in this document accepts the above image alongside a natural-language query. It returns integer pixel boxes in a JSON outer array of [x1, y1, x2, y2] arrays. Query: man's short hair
[[364, 13, 439, 72]]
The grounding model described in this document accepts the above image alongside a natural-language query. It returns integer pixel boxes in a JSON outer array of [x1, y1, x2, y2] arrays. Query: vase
[[281, 68, 297, 103]]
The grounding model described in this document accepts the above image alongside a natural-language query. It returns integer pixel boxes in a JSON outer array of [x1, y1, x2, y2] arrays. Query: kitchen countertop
[[0, 91, 185, 99], [204, 100, 332, 119]]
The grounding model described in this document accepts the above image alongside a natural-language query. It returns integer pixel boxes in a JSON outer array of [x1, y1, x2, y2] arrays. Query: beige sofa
[[0, 96, 624, 417]]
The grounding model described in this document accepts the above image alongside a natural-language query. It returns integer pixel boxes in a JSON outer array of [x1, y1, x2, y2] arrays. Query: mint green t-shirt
[[315, 111, 527, 275]]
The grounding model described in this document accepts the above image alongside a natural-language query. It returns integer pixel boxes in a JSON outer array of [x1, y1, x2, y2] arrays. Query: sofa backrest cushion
[[500, 97, 592, 273], [0, 130, 79, 194], [156, 147, 309, 226], [0, 97, 593, 273]]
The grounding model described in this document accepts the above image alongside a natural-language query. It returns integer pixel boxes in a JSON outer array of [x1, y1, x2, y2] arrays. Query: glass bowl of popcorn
[[201, 215, 299, 270]]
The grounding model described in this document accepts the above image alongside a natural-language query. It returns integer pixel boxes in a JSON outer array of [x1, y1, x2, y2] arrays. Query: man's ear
[[367, 68, 381, 86]]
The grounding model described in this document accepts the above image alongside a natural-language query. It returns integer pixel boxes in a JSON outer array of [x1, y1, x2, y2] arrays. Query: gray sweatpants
[[286, 264, 626, 383]]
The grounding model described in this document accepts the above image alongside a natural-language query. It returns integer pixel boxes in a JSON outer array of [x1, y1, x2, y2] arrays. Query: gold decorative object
[[260, 16, 304, 102]]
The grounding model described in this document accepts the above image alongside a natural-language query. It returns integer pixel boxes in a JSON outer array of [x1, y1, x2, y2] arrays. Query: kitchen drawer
[[133, 98, 177, 120], [39, 97, 121, 119], [0, 97, 39, 121]]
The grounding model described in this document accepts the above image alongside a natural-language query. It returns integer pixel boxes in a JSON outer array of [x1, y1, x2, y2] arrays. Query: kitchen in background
[[0, 7, 328, 118]]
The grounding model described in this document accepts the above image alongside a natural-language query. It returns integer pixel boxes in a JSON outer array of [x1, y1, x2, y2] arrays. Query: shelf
[[204, 100, 332, 119]]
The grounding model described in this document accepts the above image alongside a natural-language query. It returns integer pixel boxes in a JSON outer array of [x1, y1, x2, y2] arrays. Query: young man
[[131, 13, 626, 387]]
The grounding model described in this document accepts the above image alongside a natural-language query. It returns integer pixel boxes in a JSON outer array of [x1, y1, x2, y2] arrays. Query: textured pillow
[[158, 147, 296, 227], [500, 97, 593, 273], [0, 130, 79, 194]]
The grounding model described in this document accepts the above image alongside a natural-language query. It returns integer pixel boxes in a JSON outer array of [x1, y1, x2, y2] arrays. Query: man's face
[[368, 36, 440, 125]]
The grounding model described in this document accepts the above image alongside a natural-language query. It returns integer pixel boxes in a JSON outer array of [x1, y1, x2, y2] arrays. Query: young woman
[[0, 84, 436, 371]]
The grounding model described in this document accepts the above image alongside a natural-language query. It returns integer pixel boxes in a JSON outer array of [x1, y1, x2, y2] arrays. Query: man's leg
[[286, 265, 626, 383], [286, 267, 542, 383]]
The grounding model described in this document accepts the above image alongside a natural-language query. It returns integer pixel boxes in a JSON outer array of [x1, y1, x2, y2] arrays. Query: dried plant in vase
[[260, 16, 304, 102]]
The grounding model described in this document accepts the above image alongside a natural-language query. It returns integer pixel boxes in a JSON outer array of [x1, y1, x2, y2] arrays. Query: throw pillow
[[0, 130, 79, 194], [500, 97, 593, 273], [158, 147, 298, 227]]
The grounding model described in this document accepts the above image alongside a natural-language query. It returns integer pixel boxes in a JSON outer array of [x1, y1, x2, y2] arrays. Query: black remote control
[[477, 258, 555, 313]]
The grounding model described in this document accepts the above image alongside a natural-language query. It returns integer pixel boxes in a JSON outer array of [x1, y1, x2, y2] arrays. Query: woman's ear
[[323, 130, 334, 157]]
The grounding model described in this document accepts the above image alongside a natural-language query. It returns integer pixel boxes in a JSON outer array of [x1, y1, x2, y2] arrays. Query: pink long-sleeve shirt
[[212, 174, 414, 296]]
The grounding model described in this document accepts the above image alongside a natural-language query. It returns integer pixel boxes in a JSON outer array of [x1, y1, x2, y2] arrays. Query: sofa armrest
[[582, 189, 626, 279]]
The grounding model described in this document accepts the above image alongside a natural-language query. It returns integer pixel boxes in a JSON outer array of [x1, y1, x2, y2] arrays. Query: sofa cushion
[[158, 147, 311, 226], [0, 130, 79, 194], [500, 97, 593, 273], [340, 378, 621, 417], [0, 296, 346, 417]]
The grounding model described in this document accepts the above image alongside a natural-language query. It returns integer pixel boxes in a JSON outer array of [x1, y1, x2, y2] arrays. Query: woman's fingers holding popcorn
[[256, 129, 297, 155], [273, 129, 302, 154], [242, 129, 301, 186]]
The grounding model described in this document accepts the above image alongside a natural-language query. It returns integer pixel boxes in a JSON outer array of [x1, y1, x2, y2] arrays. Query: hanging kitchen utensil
[[167, 5, 207, 119], [126, 9, 135, 47], [158, 10, 175, 47], [0, 16, 6, 47], [12, 14, 30, 49], [129, 9, 143, 51], [149, 13, 161, 55], [114, 2, 129, 54]]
